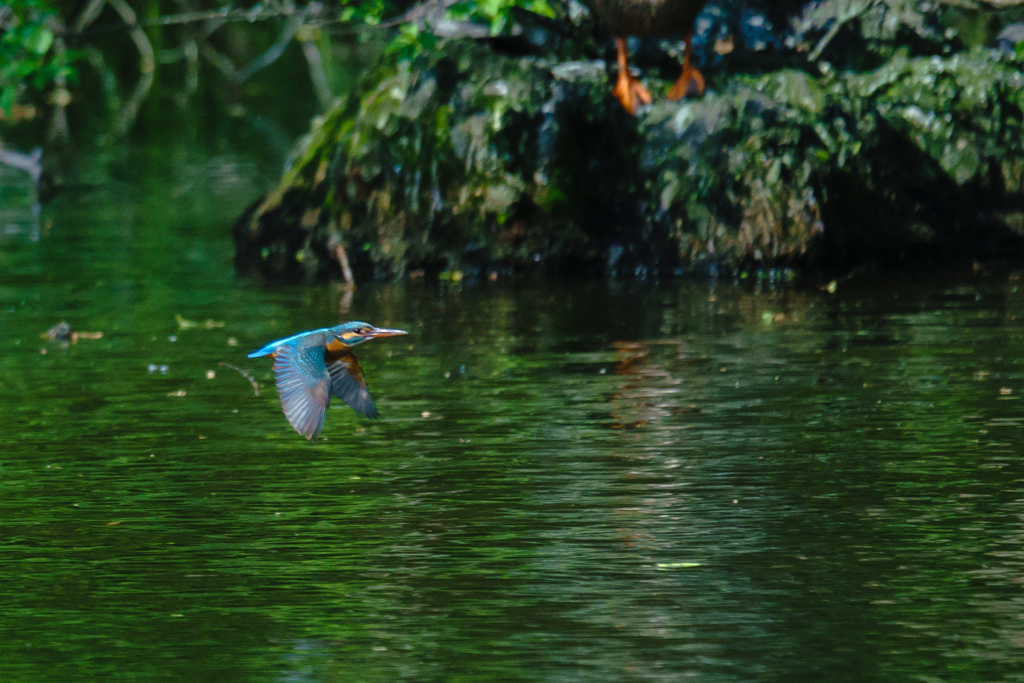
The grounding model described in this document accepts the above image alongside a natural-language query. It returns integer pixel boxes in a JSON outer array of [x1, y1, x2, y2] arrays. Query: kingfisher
[[248, 321, 407, 442]]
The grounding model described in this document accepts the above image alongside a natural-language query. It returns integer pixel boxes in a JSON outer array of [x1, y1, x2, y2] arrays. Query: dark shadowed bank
[[233, 0, 1024, 280]]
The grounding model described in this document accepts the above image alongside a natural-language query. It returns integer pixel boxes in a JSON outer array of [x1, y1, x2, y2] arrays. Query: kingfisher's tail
[[247, 345, 277, 358]]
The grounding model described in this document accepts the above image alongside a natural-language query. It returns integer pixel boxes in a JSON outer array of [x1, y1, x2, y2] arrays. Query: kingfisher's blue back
[[247, 328, 332, 359]]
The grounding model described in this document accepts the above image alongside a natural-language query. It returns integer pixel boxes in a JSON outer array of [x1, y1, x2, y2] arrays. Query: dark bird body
[[248, 321, 407, 442], [587, 0, 709, 113], [590, 0, 704, 37]]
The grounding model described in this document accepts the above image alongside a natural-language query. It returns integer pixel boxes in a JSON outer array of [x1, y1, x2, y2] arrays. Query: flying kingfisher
[[248, 321, 407, 442]]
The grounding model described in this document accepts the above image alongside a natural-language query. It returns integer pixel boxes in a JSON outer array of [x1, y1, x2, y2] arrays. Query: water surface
[[3, 139, 1024, 682]]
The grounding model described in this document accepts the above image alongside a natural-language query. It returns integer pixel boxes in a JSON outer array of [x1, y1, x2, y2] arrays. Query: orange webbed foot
[[667, 65, 705, 101], [612, 70, 652, 115], [612, 37, 651, 115]]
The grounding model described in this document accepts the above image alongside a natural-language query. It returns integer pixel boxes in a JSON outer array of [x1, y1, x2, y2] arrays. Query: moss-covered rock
[[234, 2, 1024, 279], [646, 48, 1024, 267], [234, 39, 644, 278]]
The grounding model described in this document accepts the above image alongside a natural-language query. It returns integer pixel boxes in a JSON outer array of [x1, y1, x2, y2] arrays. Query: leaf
[[176, 314, 198, 329], [655, 562, 702, 570], [26, 27, 53, 56], [0, 86, 16, 115]]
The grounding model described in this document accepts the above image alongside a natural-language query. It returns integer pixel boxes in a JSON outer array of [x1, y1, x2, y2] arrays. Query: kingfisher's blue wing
[[326, 352, 379, 419], [272, 343, 331, 442]]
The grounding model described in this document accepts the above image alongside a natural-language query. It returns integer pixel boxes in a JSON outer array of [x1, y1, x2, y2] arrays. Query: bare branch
[[107, 0, 155, 73], [73, 0, 106, 32], [299, 34, 333, 109], [939, 0, 1024, 6], [808, 19, 846, 61], [46, 15, 70, 142], [185, 39, 199, 93], [199, 39, 239, 79], [107, 0, 154, 135], [70, 5, 288, 37], [68, 3, 409, 38], [336, 242, 355, 283], [158, 44, 189, 63], [806, 0, 879, 61], [82, 45, 122, 110], [233, 15, 301, 83]]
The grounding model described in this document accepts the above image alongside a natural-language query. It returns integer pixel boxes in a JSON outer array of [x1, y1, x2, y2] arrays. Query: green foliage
[[241, 25, 1024, 275], [336, 0, 558, 35], [338, 0, 389, 25], [384, 21, 438, 61], [382, 0, 556, 60], [0, 0, 76, 118], [447, 0, 556, 34], [240, 39, 608, 275], [237, 0, 1024, 274], [337, 0, 556, 63]]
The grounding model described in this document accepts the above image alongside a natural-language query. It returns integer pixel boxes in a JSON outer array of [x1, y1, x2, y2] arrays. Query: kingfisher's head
[[331, 321, 407, 346]]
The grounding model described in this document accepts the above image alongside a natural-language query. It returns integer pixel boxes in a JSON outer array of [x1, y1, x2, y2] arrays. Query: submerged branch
[[328, 231, 355, 284]]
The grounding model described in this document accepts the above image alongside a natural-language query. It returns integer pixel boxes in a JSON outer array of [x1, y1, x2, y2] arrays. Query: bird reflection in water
[[607, 340, 697, 429]]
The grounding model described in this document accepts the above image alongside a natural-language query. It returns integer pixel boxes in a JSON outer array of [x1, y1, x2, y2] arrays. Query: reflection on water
[[0, 161, 41, 244], [4, 143, 1024, 682]]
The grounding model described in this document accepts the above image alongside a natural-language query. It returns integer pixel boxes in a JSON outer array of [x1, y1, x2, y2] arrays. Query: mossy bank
[[233, 1, 1024, 279]]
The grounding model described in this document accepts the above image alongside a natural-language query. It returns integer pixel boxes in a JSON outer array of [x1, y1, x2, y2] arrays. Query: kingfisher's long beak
[[368, 327, 408, 338]]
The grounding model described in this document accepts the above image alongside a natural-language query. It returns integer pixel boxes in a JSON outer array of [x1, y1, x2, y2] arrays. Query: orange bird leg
[[667, 33, 705, 101], [612, 37, 651, 115]]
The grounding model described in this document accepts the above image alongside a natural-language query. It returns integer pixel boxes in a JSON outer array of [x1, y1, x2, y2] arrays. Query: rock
[[997, 24, 1024, 53]]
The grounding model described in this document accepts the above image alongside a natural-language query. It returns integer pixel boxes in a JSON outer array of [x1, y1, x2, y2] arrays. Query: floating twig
[[219, 362, 260, 396], [42, 321, 104, 343]]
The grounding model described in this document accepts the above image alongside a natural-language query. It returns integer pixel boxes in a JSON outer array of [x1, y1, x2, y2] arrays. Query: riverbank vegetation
[[3, 0, 1024, 278], [231, 0, 1024, 279]]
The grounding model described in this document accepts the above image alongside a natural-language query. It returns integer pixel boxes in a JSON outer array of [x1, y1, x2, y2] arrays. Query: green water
[[5, 137, 1024, 682]]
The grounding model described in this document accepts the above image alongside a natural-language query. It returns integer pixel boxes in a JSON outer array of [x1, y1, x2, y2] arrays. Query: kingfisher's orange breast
[[325, 339, 353, 355]]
